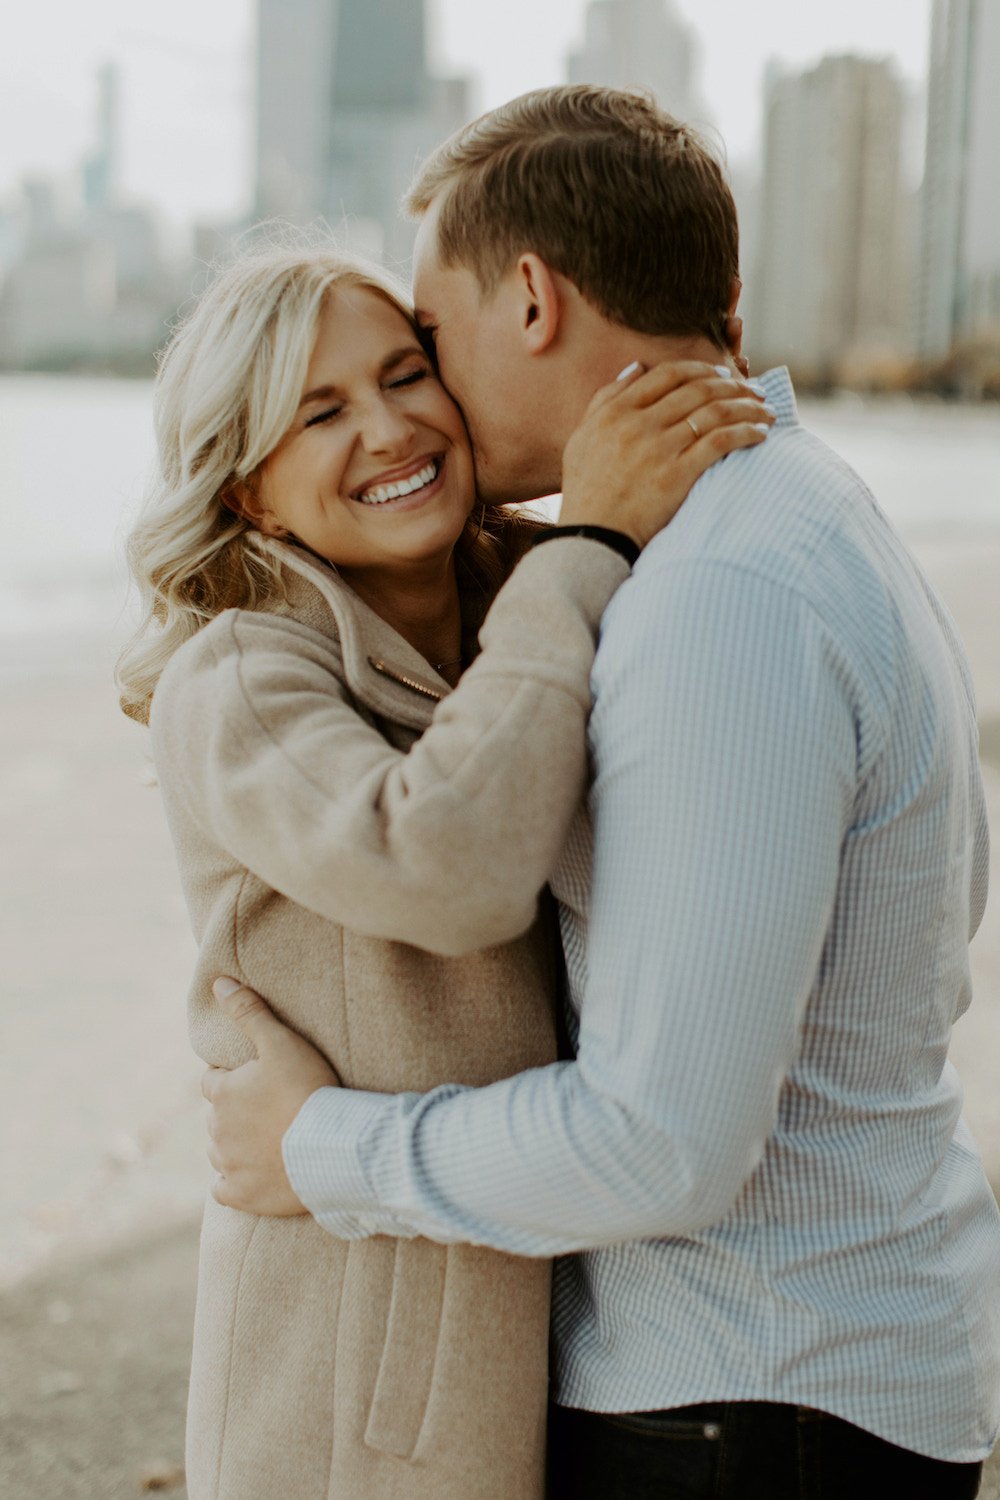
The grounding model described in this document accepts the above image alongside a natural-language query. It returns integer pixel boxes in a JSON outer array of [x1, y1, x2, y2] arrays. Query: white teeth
[[358, 460, 439, 506]]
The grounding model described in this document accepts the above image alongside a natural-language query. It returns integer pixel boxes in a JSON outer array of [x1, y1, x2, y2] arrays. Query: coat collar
[[259, 538, 450, 731]]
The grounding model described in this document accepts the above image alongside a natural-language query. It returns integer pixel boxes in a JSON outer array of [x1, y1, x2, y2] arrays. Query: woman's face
[[255, 285, 476, 575]]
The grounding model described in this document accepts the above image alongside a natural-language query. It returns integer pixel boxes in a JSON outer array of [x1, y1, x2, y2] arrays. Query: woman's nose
[[359, 397, 416, 455]]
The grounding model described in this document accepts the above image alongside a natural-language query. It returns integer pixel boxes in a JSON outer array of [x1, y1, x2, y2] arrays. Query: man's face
[[411, 201, 558, 503]]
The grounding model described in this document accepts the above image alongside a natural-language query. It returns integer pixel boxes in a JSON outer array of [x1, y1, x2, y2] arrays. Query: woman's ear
[[223, 480, 288, 538], [222, 479, 256, 523]]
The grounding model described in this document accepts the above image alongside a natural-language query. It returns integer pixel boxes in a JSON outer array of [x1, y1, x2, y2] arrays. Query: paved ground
[[1, 1222, 197, 1500], [3, 1218, 998, 1499]]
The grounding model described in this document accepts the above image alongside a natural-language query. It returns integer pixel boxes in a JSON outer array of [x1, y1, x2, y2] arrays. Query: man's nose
[[359, 396, 416, 455]]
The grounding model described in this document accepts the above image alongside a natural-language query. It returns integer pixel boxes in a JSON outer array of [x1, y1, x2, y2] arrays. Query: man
[[204, 87, 999, 1496]]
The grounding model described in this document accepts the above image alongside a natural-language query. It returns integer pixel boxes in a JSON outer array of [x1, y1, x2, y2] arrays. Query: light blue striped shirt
[[284, 368, 1000, 1462]]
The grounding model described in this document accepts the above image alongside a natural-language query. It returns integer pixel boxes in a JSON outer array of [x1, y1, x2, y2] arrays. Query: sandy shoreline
[[2, 531, 999, 1496]]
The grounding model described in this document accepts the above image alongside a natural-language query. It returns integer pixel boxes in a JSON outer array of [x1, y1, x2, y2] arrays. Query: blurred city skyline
[[3, 0, 997, 392], [4, 0, 931, 229]]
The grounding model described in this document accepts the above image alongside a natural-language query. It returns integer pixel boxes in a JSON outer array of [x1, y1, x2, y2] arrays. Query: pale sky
[[1, 0, 931, 228]]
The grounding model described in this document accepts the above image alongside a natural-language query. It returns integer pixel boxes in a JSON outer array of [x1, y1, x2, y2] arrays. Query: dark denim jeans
[[547, 1400, 983, 1499]]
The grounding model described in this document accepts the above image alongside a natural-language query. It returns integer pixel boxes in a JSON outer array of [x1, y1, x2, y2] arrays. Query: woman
[[118, 241, 771, 1500]]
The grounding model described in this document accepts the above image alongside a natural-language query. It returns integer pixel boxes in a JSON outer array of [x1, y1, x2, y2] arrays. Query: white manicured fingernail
[[753, 422, 771, 434], [748, 380, 767, 396], [616, 360, 642, 381], [714, 364, 734, 378]]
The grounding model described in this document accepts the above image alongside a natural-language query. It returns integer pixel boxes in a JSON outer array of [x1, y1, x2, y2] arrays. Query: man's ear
[[514, 253, 562, 355], [723, 276, 748, 377]]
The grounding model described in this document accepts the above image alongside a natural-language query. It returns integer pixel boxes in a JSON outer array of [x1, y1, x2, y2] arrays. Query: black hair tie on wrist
[[529, 524, 640, 568]]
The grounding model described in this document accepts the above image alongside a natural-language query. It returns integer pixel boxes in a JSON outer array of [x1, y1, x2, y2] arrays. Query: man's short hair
[[406, 84, 739, 347]]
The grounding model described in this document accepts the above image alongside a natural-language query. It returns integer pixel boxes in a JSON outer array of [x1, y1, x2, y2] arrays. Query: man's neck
[[587, 328, 733, 396], [552, 316, 733, 478]]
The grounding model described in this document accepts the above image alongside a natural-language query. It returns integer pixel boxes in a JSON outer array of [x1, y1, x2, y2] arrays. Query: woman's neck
[[340, 553, 464, 682]]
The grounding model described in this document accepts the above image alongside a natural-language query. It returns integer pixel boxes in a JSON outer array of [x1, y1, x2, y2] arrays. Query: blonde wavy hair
[[118, 236, 543, 725]]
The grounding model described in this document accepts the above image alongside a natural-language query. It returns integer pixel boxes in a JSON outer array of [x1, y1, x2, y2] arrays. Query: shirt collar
[[754, 366, 798, 428]]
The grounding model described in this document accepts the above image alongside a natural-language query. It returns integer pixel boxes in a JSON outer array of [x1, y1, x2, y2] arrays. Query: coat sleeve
[[151, 538, 628, 956]]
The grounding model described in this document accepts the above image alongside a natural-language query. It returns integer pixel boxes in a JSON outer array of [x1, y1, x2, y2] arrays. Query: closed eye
[[387, 369, 428, 390], [304, 405, 342, 427], [304, 364, 429, 426]]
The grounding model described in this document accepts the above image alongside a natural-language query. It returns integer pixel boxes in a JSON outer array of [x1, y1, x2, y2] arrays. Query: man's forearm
[[284, 1058, 766, 1255]]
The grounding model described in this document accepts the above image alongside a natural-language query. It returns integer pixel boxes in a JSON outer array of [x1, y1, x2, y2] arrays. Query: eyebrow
[[297, 344, 426, 408]]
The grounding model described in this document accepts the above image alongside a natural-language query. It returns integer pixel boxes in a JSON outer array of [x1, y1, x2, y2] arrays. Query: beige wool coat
[[149, 533, 629, 1500]]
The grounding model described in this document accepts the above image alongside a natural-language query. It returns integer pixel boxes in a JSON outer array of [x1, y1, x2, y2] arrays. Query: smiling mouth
[[355, 457, 443, 507]]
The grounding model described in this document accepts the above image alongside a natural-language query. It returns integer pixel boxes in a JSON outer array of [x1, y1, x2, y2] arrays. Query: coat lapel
[[259, 538, 448, 731]]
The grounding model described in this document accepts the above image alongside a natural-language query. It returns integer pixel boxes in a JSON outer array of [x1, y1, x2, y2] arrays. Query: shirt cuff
[[282, 1086, 419, 1240]]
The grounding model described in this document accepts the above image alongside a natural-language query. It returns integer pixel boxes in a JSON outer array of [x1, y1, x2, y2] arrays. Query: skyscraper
[[566, 0, 708, 125], [916, 0, 1000, 358], [256, 0, 338, 228], [255, 0, 470, 264], [750, 55, 910, 379], [82, 62, 120, 216], [0, 65, 172, 369]]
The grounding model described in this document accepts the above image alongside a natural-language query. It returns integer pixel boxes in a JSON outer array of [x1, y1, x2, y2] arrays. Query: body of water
[[0, 375, 155, 640], [1, 373, 998, 644]]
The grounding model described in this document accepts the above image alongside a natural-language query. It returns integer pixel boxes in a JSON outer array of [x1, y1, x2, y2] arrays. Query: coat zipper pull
[[367, 657, 444, 703]]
